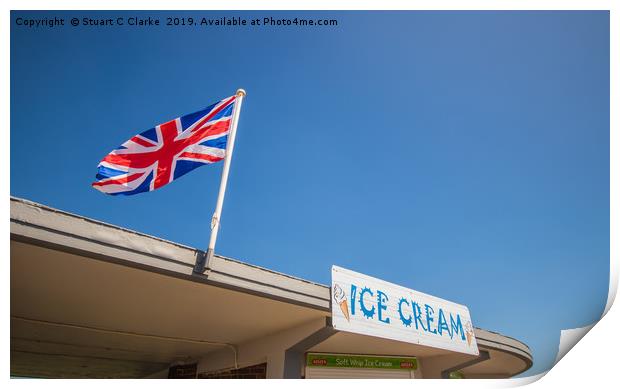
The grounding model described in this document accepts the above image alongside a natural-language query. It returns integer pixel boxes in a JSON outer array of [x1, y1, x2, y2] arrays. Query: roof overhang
[[10, 197, 532, 378]]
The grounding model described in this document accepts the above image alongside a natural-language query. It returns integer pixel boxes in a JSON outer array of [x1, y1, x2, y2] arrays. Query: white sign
[[331, 265, 478, 355]]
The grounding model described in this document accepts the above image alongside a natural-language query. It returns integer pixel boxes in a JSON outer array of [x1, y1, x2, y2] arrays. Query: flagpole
[[194, 88, 246, 274]]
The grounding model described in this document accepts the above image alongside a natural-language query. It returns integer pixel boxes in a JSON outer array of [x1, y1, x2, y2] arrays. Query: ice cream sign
[[331, 266, 478, 356]]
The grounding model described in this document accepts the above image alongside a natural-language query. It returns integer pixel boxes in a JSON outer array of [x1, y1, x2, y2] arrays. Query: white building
[[10, 197, 532, 378]]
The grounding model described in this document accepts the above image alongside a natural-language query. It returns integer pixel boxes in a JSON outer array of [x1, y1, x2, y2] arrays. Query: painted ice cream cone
[[333, 284, 350, 322], [339, 300, 350, 322], [465, 321, 474, 346]]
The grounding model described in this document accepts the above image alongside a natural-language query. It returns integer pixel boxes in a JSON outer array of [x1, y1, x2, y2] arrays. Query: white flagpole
[[195, 88, 246, 274]]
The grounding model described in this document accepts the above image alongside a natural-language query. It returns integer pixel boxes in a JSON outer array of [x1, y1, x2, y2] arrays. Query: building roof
[[10, 196, 532, 378]]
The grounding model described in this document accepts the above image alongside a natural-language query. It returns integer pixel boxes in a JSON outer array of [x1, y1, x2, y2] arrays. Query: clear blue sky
[[11, 11, 609, 376]]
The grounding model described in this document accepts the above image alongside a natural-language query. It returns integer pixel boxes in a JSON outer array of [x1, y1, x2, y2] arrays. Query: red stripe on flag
[[131, 136, 157, 147], [188, 120, 231, 144], [102, 153, 155, 168], [153, 121, 181, 190], [178, 152, 223, 162], [190, 96, 236, 133]]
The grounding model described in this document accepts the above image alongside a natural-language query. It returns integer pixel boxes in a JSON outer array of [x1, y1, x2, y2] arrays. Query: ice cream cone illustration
[[339, 300, 350, 321], [333, 284, 350, 321], [465, 321, 474, 346]]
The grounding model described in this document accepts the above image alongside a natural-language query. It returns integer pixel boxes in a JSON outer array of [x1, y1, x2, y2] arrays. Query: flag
[[92, 95, 237, 196]]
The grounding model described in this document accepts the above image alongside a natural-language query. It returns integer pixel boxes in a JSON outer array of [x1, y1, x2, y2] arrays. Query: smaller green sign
[[448, 370, 465, 379], [306, 354, 417, 370]]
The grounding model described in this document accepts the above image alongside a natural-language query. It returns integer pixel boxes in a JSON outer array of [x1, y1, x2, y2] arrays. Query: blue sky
[[11, 11, 609, 376]]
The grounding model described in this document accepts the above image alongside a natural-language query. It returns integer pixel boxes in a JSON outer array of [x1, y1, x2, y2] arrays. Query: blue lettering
[[437, 308, 451, 337], [412, 301, 427, 331], [377, 290, 390, 324], [359, 287, 375, 319], [450, 313, 466, 341], [350, 284, 357, 316], [398, 298, 412, 327], [425, 304, 437, 334]]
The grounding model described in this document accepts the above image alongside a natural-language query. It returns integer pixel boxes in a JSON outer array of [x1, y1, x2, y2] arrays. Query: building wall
[[196, 317, 327, 378], [168, 363, 197, 379], [419, 352, 480, 378]]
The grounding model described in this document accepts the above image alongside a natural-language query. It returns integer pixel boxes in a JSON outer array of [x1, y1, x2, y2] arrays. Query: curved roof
[[10, 197, 531, 378]]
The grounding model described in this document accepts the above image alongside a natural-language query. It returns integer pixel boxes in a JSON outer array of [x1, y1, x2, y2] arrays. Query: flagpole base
[[193, 248, 214, 275]]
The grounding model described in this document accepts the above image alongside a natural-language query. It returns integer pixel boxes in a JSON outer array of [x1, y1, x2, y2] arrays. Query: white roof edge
[[9, 196, 329, 289], [212, 253, 329, 289], [474, 327, 532, 360], [10, 196, 197, 251], [10, 196, 331, 309], [9, 196, 532, 358]]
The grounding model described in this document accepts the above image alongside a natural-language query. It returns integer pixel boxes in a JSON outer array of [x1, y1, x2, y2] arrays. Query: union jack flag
[[92, 95, 236, 195]]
